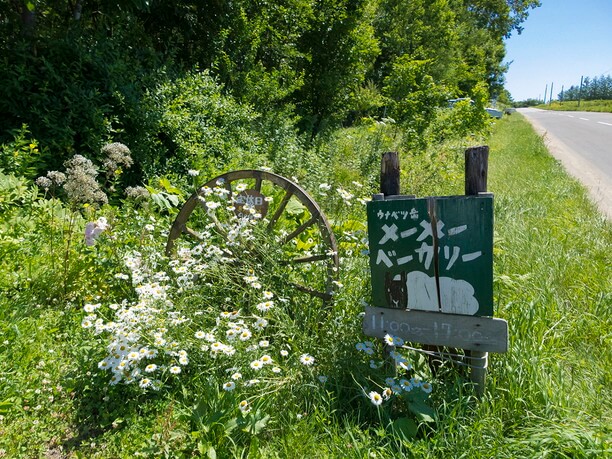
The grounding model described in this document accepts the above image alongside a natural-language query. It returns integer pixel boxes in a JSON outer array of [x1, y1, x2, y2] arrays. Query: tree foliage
[[560, 75, 612, 101], [0, 0, 541, 179]]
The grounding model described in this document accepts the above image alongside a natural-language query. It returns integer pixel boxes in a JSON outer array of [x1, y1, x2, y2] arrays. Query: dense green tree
[[374, 0, 459, 86], [0, 0, 542, 178], [294, 0, 380, 134], [560, 75, 612, 101]]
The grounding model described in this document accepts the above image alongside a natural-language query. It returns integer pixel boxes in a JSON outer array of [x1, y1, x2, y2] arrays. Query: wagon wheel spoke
[[280, 216, 317, 246], [267, 190, 293, 231]]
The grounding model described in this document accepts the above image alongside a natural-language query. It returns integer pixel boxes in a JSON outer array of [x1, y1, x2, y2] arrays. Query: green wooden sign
[[367, 194, 494, 316]]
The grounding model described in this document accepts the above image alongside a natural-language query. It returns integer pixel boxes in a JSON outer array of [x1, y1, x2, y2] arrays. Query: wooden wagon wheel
[[166, 170, 339, 303]]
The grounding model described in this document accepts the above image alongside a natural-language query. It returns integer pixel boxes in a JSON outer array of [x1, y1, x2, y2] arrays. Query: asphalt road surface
[[518, 107, 612, 219]]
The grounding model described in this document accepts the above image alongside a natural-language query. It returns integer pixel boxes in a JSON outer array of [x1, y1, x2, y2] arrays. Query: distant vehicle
[[447, 98, 504, 119], [485, 107, 503, 119]]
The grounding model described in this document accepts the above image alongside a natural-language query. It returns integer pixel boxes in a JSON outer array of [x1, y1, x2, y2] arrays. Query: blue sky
[[504, 0, 612, 101]]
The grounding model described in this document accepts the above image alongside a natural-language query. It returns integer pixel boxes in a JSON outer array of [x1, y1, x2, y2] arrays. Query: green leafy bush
[[0, 125, 43, 179], [134, 70, 266, 178]]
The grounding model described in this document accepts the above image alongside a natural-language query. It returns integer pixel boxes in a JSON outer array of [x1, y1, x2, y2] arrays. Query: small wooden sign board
[[363, 306, 508, 353], [234, 189, 269, 218], [363, 194, 508, 354], [364, 148, 508, 396], [367, 194, 494, 316]]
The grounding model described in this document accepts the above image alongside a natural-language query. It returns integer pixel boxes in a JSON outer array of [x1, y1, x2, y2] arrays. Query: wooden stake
[[380, 152, 400, 196], [380, 152, 400, 374], [465, 145, 489, 397]]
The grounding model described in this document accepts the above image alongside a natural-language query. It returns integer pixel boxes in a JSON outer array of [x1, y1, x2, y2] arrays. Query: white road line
[[567, 115, 575, 118], [598, 121, 612, 126], [580, 117, 589, 121]]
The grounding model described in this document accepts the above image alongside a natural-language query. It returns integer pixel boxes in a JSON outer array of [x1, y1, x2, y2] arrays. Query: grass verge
[[0, 115, 610, 458], [536, 99, 612, 112]]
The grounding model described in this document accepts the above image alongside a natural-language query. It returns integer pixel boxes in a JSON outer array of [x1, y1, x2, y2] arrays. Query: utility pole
[[560, 85, 564, 102], [543, 84, 548, 104], [549, 83, 554, 105], [578, 76, 584, 107]]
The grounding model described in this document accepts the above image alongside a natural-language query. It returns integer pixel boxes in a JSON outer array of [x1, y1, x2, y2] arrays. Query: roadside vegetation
[[3, 1, 610, 458], [519, 74, 612, 112], [1, 107, 610, 457], [536, 100, 612, 113]]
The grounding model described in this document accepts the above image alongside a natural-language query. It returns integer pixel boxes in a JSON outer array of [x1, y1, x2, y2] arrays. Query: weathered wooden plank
[[465, 145, 490, 396], [362, 306, 508, 353], [380, 152, 400, 196]]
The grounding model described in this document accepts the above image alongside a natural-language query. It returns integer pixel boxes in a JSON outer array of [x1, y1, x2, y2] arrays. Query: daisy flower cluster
[[356, 335, 433, 407], [191, 278, 318, 399], [83, 185, 321, 398], [84, 250, 191, 389]]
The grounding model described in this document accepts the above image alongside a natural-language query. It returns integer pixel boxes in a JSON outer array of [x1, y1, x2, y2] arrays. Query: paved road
[[517, 108, 612, 219]]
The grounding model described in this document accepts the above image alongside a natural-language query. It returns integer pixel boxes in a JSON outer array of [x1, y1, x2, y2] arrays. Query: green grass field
[[537, 99, 612, 112], [0, 114, 610, 458]]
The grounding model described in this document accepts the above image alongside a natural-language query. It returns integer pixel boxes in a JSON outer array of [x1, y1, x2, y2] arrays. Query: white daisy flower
[[369, 391, 383, 406], [83, 303, 99, 313], [239, 330, 252, 341], [256, 301, 274, 312], [253, 318, 268, 330], [299, 354, 315, 366], [400, 379, 413, 391], [223, 381, 236, 392], [238, 400, 250, 413], [169, 366, 181, 375]]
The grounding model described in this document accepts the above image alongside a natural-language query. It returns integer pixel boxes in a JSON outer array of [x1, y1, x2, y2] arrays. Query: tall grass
[[0, 115, 609, 458]]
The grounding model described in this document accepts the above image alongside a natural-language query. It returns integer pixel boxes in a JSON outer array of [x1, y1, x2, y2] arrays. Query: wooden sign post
[[364, 147, 508, 396]]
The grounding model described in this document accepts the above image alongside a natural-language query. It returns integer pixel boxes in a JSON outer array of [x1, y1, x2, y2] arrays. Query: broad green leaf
[[408, 399, 437, 423], [285, 199, 306, 216], [390, 417, 418, 440], [159, 177, 182, 195], [0, 400, 13, 414]]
